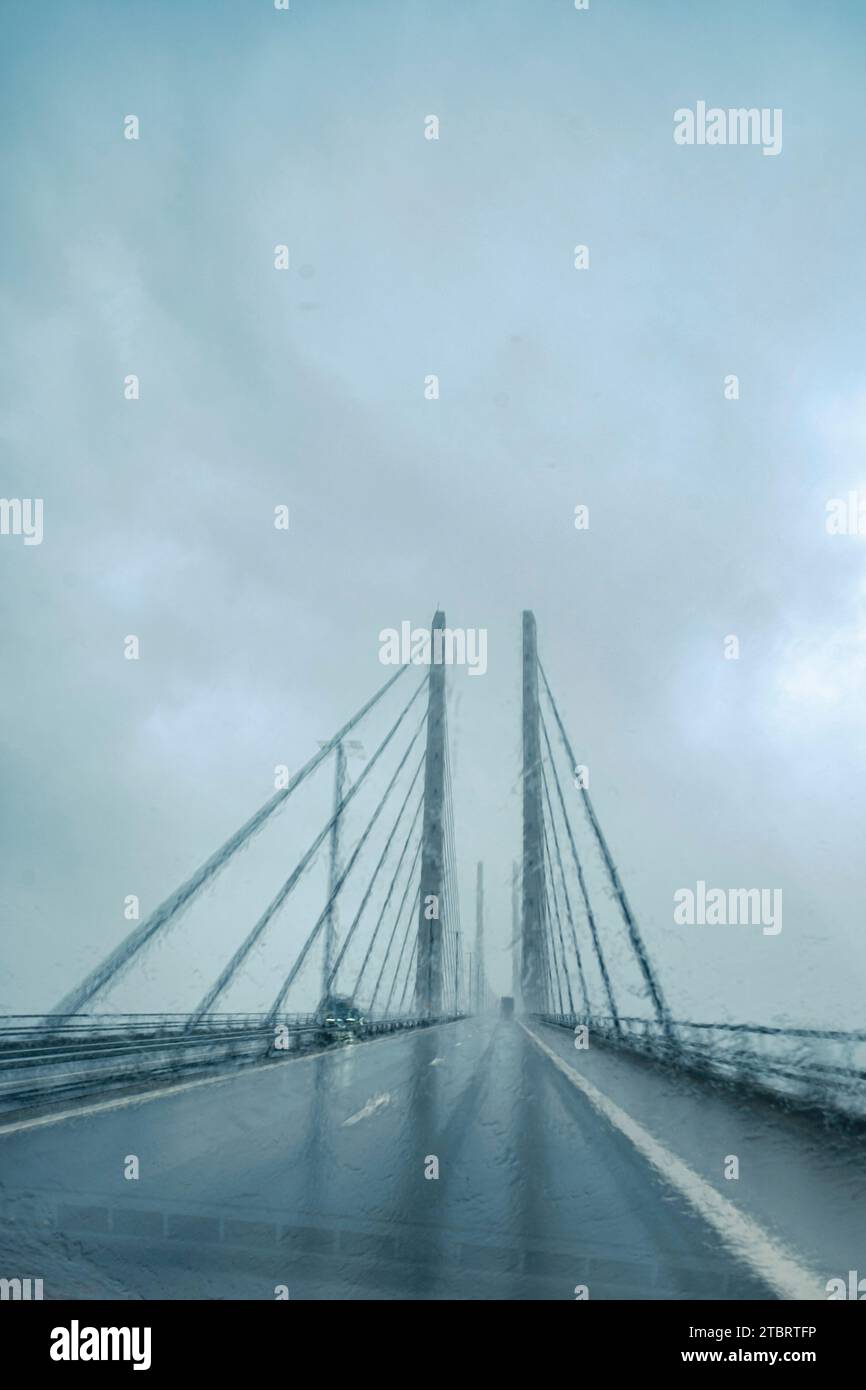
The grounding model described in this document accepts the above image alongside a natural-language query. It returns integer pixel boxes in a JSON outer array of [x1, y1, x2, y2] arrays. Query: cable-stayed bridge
[[1, 611, 865, 1302]]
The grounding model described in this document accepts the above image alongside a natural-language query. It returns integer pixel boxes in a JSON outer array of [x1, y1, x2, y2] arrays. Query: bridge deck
[[2, 1017, 859, 1300]]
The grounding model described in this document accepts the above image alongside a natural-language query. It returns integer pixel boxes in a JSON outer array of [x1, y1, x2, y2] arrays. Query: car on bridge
[[321, 995, 365, 1038]]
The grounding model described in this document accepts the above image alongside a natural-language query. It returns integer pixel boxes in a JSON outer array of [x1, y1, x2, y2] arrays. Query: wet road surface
[[0, 1017, 833, 1299]]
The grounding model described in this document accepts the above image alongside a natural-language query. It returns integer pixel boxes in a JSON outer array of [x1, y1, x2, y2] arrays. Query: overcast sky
[[2, 0, 866, 1028]]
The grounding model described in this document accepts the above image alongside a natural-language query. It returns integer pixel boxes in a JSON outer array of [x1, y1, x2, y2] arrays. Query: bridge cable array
[[518, 616, 671, 1037], [538, 660, 671, 1033], [52, 638, 464, 1025], [523, 626, 866, 1120]]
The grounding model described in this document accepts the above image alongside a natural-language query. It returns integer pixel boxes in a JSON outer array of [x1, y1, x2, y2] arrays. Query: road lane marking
[[342, 1092, 392, 1126], [0, 1022, 457, 1139], [519, 1021, 826, 1301]]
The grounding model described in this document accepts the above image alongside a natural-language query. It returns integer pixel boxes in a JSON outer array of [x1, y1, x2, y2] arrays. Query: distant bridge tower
[[511, 860, 521, 1008], [521, 611, 549, 1010], [475, 861, 485, 1013], [415, 611, 447, 1015]]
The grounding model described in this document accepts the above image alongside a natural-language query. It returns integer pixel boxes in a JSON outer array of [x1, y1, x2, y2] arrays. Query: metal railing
[[536, 1012, 866, 1121], [0, 1011, 463, 1115]]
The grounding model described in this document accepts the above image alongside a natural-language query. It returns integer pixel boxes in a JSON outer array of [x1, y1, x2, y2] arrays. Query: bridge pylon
[[415, 610, 447, 1015], [511, 860, 521, 1008], [521, 610, 549, 1011]]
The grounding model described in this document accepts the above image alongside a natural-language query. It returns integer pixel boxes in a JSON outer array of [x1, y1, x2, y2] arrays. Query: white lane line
[[342, 1092, 391, 1126], [0, 1022, 456, 1139], [519, 1021, 826, 1302]]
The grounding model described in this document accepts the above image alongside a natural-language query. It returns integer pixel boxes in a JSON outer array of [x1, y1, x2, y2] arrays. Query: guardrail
[[0, 1012, 464, 1116], [535, 1012, 866, 1122]]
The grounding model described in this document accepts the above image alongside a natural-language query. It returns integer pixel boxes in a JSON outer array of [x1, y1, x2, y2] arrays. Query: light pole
[[318, 737, 364, 1014]]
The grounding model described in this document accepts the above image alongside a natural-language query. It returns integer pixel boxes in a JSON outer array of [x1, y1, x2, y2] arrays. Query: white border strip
[[520, 1021, 826, 1301]]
